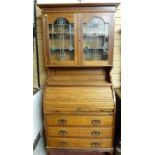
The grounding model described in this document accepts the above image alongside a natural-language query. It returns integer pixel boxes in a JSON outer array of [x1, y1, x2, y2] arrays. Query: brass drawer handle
[[91, 131, 101, 136], [91, 142, 100, 148], [58, 119, 67, 125], [58, 130, 68, 136], [91, 120, 101, 126], [59, 141, 68, 147]]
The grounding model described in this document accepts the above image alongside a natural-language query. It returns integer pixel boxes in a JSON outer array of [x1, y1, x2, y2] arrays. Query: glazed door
[[79, 13, 114, 66], [42, 13, 78, 66]]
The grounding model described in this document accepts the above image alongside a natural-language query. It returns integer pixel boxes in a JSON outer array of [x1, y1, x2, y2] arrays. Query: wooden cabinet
[[38, 3, 119, 155]]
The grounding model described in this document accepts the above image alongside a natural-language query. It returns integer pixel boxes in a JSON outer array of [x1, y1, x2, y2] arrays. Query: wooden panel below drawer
[[47, 127, 113, 138], [47, 138, 112, 148], [46, 115, 113, 127]]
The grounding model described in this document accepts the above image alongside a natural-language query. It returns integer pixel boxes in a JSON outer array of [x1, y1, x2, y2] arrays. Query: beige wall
[[112, 4, 121, 88], [33, 5, 121, 88]]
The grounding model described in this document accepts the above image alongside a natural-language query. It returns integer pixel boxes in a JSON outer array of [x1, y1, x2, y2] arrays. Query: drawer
[[47, 127, 113, 138], [47, 138, 112, 148], [46, 115, 113, 127]]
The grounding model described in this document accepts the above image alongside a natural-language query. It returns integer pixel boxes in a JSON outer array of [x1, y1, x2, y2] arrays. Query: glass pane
[[83, 16, 109, 61], [48, 17, 74, 61]]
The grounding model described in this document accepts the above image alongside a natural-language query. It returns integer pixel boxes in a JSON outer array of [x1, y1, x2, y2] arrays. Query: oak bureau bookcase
[[38, 3, 119, 155]]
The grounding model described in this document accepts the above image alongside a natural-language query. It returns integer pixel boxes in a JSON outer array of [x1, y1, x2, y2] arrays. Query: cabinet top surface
[[37, 3, 120, 8]]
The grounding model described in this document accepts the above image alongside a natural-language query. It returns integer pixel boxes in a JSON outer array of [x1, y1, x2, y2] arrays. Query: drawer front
[[47, 138, 112, 148], [46, 115, 113, 126], [47, 127, 113, 138]]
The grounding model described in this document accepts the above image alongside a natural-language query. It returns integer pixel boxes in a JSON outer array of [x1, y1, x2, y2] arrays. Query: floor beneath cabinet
[[33, 135, 46, 155]]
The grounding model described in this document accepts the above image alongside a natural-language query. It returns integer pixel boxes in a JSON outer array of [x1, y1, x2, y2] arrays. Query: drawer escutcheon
[[91, 131, 101, 136], [91, 120, 101, 126], [58, 119, 67, 125], [91, 142, 100, 148], [59, 141, 68, 147], [58, 130, 68, 136]]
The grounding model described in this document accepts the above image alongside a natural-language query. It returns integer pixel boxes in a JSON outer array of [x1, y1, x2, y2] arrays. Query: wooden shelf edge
[[45, 65, 113, 67], [38, 3, 120, 8], [46, 84, 113, 87]]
